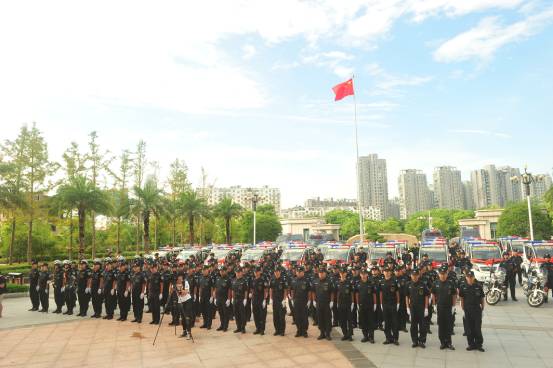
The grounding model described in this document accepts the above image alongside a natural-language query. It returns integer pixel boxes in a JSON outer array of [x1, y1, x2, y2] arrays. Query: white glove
[[159, 293, 162, 300], [396, 304, 400, 311], [452, 306, 456, 314], [243, 299, 247, 306], [380, 304, 383, 311], [209, 296, 214, 304], [214, 298, 217, 305], [61, 286, 65, 292], [225, 299, 230, 307], [307, 300, 310, 308], [124, 290, 129, 297], [351, 303, 355, 312], [262, 300, 266, 309], [407, 308, 411, 316], [85, 287, 91, 294], [36, 286, 40, 291], [248, 293, 252, 299], [330, 301, 334, 309], [140, 293, 144, 299], [424, 308, 429, 317], [373, 304, 377, 312], [110, 289, 115, 296], [281, 300, 286, 308], [97, 289, 102, 295], [313, 300, 317, 308]]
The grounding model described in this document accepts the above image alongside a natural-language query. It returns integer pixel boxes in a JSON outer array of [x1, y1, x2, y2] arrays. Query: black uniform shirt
[[251, 276, 267, 301], [29, 268, 39, 287], [148, 271, 162, 295], [38, 271, 50, 289], [459, 282, 484, 308], [432, 280, 457, 307], [407, 280, 428, 307], [270, 276, 288, 301], [131, 271, 145, 291], [116, 270, 130, 292], [357, 279, 375, 306], [379, 278, 399, 305], [291, 276, 310, 303], [90, 270, 102, 290], [215, 275, 231, 300], [231, 277, 249, 300], [312, 277, 333, 304], [77, 269, 90, 291]]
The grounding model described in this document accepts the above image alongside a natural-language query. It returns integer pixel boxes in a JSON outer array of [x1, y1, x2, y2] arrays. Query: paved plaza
[[1, 286, 553, 368]]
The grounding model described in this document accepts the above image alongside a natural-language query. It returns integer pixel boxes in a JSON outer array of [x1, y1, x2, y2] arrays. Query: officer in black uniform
[[499, 252, 517, 301], [541, 254, 553, 302], [395, 265, 409, 332], [148, 262, 163, 324], [77, 260, 91, 317], [37, 263, 50, 312], [161, 261, 172, 314], [90, 259, 103, 318], [131, 262, 146, 323], [459, 271, 485, 352], [336, 267, 354, 341], [406, 268, 429, 348], [350, 266, 360, 329], [270, 267, 288, 336], [231, 267, 249, 333], [251, 266, 268, 335], [214, 266, 231, 332], [198, 265, 214, 329], [102, 259, 116, 319], [432, 265, 457, 350], [356, 269, 376, 343], [50, 260, 64, 314], [29, 260, 40, 311], [421, 262, 437, 333], [312, 266, 333, 340], [371, 264, 384, 331], [380, 266, 400, 345], [116, 261, 131, 321], [290, 266, 310, 338], [63, 260, 77, 315]]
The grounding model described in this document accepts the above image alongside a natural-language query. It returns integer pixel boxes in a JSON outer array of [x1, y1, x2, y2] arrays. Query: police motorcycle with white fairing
[[523, 265, 547, 308], [483, 265, 507, 306]]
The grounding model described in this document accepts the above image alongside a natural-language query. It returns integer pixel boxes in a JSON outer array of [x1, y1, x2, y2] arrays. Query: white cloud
[[366, 63, 433, 95], [408, 0, 525, 22], [434, 8, 553, 62], [449, 129, 512, 139], [242, 44, 257, 60]]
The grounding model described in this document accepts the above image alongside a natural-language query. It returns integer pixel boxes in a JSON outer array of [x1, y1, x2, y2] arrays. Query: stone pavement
[[1, 285, 553, 368]]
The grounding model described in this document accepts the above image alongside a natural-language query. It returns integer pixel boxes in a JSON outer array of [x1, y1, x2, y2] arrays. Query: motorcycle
[[523, 266, 547, 308], [483, 267, 506, 305]]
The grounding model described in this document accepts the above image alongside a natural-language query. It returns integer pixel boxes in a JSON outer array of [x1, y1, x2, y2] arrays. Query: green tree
[[109, 149, 132, 253], [55, 175, 112, 259], [213, 196, 243, 245], [239, 209, 282, 243], [167, 158, 190, 245], [405, 209, 474, 239], [325, 210, 359, 240], [497, 201, 552, 240], [544, 186, 553, 215], [133, 176, 164, 252], [132, 140, 147, 249], [179, 191, 209, 246]]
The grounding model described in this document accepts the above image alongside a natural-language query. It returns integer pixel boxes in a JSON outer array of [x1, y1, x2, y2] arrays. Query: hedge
[[6, 283, 29, 293]]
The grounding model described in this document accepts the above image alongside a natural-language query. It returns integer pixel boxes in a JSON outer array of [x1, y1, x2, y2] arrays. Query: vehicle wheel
[[527, 292, 544, 308], [486, 290, 501, 305]]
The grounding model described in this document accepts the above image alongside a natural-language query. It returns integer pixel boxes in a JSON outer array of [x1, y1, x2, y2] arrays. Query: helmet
[[62, 260, 70, 265], [104, 257, 112, 263], [54, 260, 61, 265], [93, 258, 102, 265], [80, 259, 88, 265]]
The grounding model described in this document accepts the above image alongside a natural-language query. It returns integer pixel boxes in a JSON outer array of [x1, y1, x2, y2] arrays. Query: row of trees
[[0, 124, 281, 263]]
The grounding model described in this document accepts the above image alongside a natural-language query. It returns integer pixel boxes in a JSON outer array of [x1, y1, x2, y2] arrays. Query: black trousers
[[131, 291, 144, 321], [332, 302, 339, 326], [437, 306, 453, 345], [54, 286, 64, 311], [91, 290, 103, 316], [149, 294, 161, 323], [516, 269, 523, 285], [104, 291, 116, 317], [65, 289, 76, 311], [316, 302, 331, 337], [465, 307, 483, 348], [273, 299, 286, 334], [252, 298, 267, 332], [39, 287, 49, 310], [78, 290, 90, 315], [199, 296, 213, 328], [425, 301, 433, 332], [398, 299, 408, 330], [358, 303, 375, 338], [504, 275, 516, 299], [383, 304, 399, 341], [245, 296, 252, 322], [338, 304, 353, 338], [217, 301, 229, 330], [294, 300, 309, 335], [351, 303, 358, 327], [374, 303, 383, 329], [117, 292, 131, 319], [178, 300, 193, 332], [233, 300, 247, 331], [30, 285, 39, 309], [410, 306, 427, 343]]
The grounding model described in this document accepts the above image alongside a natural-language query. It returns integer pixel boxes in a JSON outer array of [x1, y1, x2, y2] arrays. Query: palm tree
[[133, 176, 164, 253], [110, 188, 130, 254], [213, 196, 242, 245], [163, 197, 180, 246], [179, 190, 209, 246], [55, 175, 112, 259]]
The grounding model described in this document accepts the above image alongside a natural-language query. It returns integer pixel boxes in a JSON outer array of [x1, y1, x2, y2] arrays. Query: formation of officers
[[27, 248, 487, 351]]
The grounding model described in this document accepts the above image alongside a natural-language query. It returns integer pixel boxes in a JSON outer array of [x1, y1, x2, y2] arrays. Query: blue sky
[[1, 1, 552, 207]]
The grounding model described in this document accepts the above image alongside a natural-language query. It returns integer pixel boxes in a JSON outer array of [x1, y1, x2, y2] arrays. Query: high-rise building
[[497, 166, 522, 205], [462, 181, 474, 210], [358, 154, 389, 220], [471, 165, 503, 208], [388, 197, 401, 220], [202, 185, 281, 212], [433, 166, 464, 209], [527, 174, 553, 199], [398, 169, 432, 219]]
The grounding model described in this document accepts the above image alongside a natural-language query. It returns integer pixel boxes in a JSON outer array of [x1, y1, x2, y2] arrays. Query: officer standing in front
[[356, 269, 376, 343], [311, 266, 333, 340], [213, 266, 232, 332], [116, 261, 131, 321], [148, 262, 163, 324], [459, 271, 485, 352], [406, 268, 429, 348], [63, 260, 77, 315], [500, 252, 517, 301], [269, 266, 288, 336], [131, 262, 146, 323], [432, 265, 457, 350], [251, 266, 268, 335], [231, 267, 249, 334], [336, 267, 354, 341], [198, 265, 214, 329], [90, 259, 103, 318], [290, 266, 310, 338], [380, 266, 400, 345], [52, 260, 64, 314], [28, 260, 40, 311], [37, 262, 50, 312], [102, 259, 116, 320], [77, 260, 91, 317]]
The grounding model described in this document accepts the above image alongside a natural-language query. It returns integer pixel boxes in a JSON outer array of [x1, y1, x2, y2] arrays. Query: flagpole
[[352, 74, 364, 245]]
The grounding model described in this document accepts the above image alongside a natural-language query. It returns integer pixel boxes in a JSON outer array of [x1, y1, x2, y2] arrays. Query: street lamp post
[[511, 166, 544, 241], [252, 193, 259, 246]]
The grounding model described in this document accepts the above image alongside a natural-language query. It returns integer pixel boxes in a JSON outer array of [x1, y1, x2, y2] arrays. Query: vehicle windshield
[[280, 249, 305, 261], [241, 250, 265, 261], [177, 250, 198, 259], [324, 248, 350, 261], [532, 245, 553, 258], [511, 241, 525, 253], [471, 246, 501, 260], [420, 248, 448, 262], [370, 248, 394, 260], [212, 249, 232, 259]]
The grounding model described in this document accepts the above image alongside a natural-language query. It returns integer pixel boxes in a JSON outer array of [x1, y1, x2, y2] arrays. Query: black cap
[[411, 268, 420, 275], [296, 266, 305, 272], [466, 271, 475, 278], [438, 265, 448, 273]]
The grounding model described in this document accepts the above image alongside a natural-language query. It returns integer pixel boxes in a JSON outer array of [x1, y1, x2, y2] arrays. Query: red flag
[[332, 78, 354, 101]]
